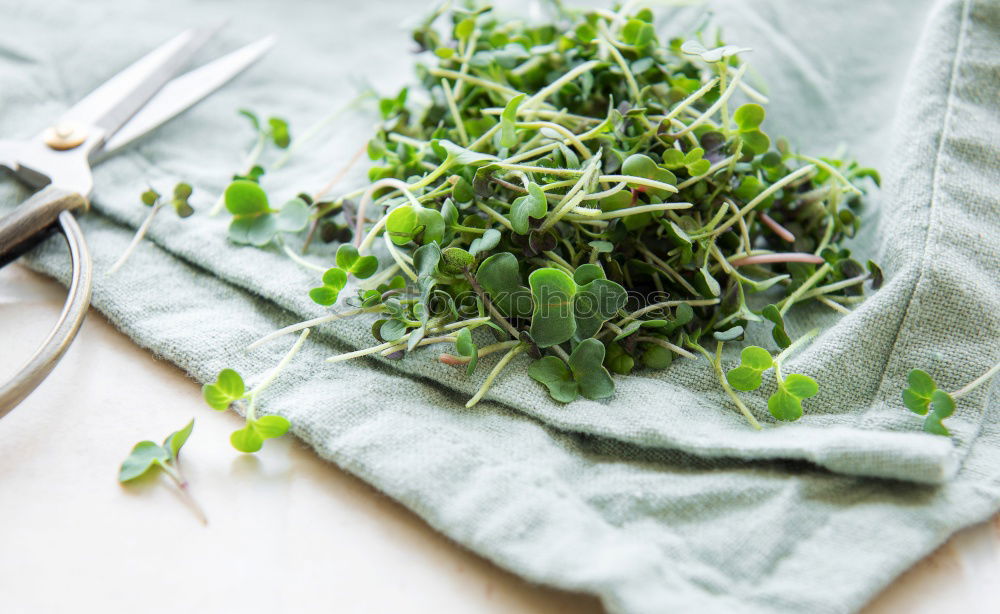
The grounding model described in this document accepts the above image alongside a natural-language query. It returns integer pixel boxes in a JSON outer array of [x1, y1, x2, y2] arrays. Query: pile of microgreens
[[118, 2, 997, 479], [228, 1, 888, 433]]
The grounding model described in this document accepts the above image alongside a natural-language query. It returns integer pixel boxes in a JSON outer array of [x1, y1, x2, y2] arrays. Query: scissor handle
[[0, 186, 93, 417], [0, 185, 88, 267]]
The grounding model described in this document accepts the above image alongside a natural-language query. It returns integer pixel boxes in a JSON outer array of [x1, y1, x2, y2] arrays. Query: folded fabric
[[1, 0, 997, 612]]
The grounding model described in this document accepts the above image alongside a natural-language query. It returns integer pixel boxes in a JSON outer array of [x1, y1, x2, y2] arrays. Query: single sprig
[[118, 419, 207, 524], [902, 362, 1000, 436], [202, 329, 310, 452], [108, 183, 194, 274]]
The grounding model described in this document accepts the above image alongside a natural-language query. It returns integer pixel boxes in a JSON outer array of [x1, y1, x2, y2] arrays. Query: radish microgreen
[[204, 3, 887, 424], [119, 419, 207, 524], [902, 363, 1000, 436], [108, 183, 194, 274], [202, 330, 309, 452]]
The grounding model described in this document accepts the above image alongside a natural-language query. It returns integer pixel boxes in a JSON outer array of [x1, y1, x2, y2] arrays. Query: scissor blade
[[54, 27, 217, 145], [100, 36, 275, 156]]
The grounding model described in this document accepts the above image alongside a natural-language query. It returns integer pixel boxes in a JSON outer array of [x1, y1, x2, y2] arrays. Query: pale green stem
[[450, 28, 480, 100], [282, 243, 327, 273], [158, 461, 208, 526], [248, 329, 311, 407], [652, 77, 719, 124], [466, 343, 528, 408], [247, 307, 380, 350], [442, 340, 523, 364], [613, 298, 720, 329], [108, 203, 162, 274], [793, 154, 862, 196], [428, 67, 521, 99], [773, 328, 820, 366], [690, 341, 762, 430], [778, 264, 832, 317], [440, 78, 469, 146], [952, 362, 1000, 400], [675, 155, 736, 190], [711, 165, 816, 237], [523, 60, 601, 109], [669, 63, 747, 138], [515, 121, 591, 158], [383, 232, 418, 281], [799, 273, 870, 300]]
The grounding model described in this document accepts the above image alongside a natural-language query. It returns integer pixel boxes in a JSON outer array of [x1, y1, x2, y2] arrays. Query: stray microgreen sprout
[[118, 419, 207, 524], [108, 183, 193, 274], [202, 329, 310, 452]]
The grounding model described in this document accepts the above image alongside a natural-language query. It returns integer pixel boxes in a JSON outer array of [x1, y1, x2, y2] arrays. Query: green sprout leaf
[[141, 188, 159, 206], [761, 304, 791, 349], [118, 440, 171, 482], [163, 419, 195, 461], [528, 268, 577, 348], [567, 338, 615, 400], [726, 346, 773, 391], [267, 117, 290, 148], [336, 244, 379, 279], [277, 197, 309, 232], [734, 104, 770, 154], [528, 356, 579, 403], [469, 228, 501, 256], [528, 339, 615, 403], [621, 153, 676, 198], [476, 252, 533, 319], [455, 326, 478, 376], [386, 205, 418, 245], [225, 180, 269, 216], [573, 278, 627, 339], [510, 182, 547, 234], [500, 93, 525, 149], [767, 374, 818, 421], [901, 369, 956, 436], [231, 415, 291, 453], [310, 267, 348, 306], [171, 183, 194, 217], [203, 369, 246, 410]]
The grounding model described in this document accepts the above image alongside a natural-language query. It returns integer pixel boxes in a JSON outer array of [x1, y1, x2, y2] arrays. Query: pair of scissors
[[0, 27, 275, 417]]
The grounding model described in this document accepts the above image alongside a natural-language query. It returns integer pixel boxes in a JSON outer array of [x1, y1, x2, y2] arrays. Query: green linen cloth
[[2, 0, 998, 612]]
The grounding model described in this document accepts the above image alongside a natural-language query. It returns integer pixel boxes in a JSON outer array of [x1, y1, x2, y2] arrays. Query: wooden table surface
[[1, 263, 997, 613]]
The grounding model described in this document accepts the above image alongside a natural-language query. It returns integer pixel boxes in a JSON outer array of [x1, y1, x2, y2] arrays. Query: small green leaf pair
[[225, 180, 309, 246], [510, 182, 547, 234], [385, 204, 446, 245], [119, 419, 194, 482], [527, 265, 627, 348], [309, 245, 379, 306], [142, 183, 195, 218], [620, 153, 676, 198], [203, 369, 291, 453], [733, 104, 770, 155], [528, 338, 615, 403], [239, 109, 291, 149], [902, 369, 955, 436], [662, 147, 710, 177], [118, 419, 207, 524], [726, 346, 818, 421]]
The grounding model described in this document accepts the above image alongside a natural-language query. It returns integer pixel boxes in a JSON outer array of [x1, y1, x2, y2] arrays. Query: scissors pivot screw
[[43, 122, 89, 150]]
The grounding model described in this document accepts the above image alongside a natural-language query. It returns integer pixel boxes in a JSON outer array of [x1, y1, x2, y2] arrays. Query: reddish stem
[[730, 252, 825, 267], [760, 211, 796, 243]]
